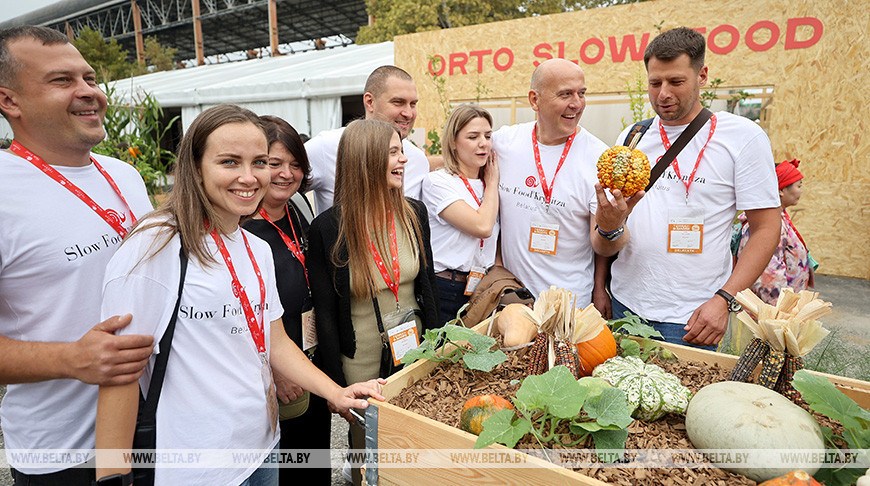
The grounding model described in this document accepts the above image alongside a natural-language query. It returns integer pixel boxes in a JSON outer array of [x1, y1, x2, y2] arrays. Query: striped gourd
[[593, 356, 692, 421]]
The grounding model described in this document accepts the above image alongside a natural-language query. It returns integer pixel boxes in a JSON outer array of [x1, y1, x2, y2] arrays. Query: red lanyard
[[258, 206, 308, 287], [531, 124, 577, 209], [211, 229, 267, 354], [459, 174, 485, 249], [658, 114, 717, 202], [782, 209, 808, 251], [11, 141, 137, 237], [367, 211, 400, 305]]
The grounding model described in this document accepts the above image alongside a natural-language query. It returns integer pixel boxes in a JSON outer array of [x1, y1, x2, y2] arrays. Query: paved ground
[[1, 274, 866, 486]]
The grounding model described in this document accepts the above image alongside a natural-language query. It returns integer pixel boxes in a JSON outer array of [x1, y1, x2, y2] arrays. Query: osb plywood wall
[[395, 0, 869, 279]]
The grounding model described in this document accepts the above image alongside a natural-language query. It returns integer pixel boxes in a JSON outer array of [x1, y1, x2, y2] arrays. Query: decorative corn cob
[[775, 354, 805, 404], [596, 132, 650, 197], [526, 332, 549, 376], [728, 337, 771, 382], [554, 340, 581, 378], [757, 349, 786, 389]]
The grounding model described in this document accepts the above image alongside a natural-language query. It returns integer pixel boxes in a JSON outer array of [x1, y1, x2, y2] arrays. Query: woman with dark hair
[[243, 115, 330, 485], [307, 119, 439, 485], [94, 105, 383, 486], [421, 104, 499, 324]]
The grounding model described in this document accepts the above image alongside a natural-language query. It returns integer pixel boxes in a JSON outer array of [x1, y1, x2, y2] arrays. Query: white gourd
[[686, 381, 824, 482], [592, 356, 692, 421]]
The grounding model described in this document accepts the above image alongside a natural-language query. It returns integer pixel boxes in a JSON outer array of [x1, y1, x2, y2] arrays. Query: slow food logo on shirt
[[64, 227, 132, 262], [179, 302, 271, 334]]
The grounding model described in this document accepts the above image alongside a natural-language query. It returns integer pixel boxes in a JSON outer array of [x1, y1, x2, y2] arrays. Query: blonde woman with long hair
[[94, 105, 383, 486], [421, 104, 499, 324], [307, 119, 439, 485]]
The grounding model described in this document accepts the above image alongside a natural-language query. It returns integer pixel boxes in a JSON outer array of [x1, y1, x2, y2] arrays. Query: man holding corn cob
[[600, 27, 781, 349], [493, 58, 643, 306]]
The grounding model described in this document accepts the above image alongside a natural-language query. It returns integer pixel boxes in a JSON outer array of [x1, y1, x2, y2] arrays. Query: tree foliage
[[357, 0, 645, 44], [72, 27, 176, 82]]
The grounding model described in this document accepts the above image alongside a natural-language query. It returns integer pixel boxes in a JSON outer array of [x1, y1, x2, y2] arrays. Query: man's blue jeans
[[611, 297, 717, 352]]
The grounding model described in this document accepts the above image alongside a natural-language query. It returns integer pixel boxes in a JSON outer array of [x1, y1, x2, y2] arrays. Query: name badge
[[464, 265, 487, 296], [301, 309, 317, 351], [529, 221, 559, 255], [667, 206, 705, 253], [259, 353, 278, 435], [387, 320, 420, 366]]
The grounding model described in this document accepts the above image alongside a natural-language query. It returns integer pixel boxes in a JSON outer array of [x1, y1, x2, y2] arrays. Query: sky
[[0, 0, 63, 24]]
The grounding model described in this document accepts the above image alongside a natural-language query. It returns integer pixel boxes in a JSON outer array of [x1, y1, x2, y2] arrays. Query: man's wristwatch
[[94, 472, 134, 486], [596, 224, 625, 241], [715, 289, 742, 313]]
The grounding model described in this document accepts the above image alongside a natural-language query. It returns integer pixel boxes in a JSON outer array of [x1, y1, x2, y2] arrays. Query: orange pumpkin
[[574, 326, 617, 377], [459, 395, 514, 435], [758, 470, 821, 486]]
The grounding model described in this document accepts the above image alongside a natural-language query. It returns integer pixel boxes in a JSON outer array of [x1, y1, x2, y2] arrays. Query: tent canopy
[[109, 41, 394, 136]]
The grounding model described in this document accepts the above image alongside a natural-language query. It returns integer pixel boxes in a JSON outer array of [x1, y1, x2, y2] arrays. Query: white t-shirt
[[492, 122, 608, 304], [102, 223, 284, 485], [305, 126, 429, 214], [0, 151, 151, 473], [421, 169, 499, 273], [611, 112, 780, 323]]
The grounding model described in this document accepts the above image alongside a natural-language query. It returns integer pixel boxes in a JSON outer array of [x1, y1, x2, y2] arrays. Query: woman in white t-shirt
[[94, 105, 383, 486], [421, 105, 500, 324]]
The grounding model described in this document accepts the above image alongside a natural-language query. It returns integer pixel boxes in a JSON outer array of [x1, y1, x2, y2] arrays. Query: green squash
[[592, 356, 692, 421]]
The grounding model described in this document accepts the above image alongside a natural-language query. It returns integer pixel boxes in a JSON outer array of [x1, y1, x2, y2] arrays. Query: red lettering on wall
[[708, 24, 740, 54], [745, 20, 780, 51], [784, 17, 824, 50], [449, 52, 469, 75], [608, 33, 650, 62], [468, 49, 493, 73], [693, 27, 707, 34], [428, 55, 445, 76], [533, 43, 553, 66], [493, 47, 514, 71], [580, 37, 605, 64]]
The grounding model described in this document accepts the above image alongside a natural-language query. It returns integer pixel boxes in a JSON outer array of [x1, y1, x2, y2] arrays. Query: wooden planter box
[[363, 321, 870, 486]]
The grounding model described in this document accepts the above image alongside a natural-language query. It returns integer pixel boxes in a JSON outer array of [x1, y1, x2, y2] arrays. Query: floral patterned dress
[[737, 210, 812, 305]]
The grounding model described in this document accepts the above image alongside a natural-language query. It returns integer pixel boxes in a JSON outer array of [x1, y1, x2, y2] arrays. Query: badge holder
[[371, 296, 421, 377], [529, 200, 560, 256], [667, 205, 705, 254], [464, 249, 488, 296]]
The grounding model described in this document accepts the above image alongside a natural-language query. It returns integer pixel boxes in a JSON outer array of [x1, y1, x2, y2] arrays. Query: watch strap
[[715, 289, 741, 312]]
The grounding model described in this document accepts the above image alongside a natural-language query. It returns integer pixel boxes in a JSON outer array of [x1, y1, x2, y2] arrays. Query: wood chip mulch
[[388, 347, 848, 486]]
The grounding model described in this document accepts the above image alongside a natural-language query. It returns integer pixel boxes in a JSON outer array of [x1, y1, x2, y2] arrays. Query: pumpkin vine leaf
[[590, 429, 629, 462], [515, 365, 586, 419], [583, 388, 635, 429], [474, 408, 530, 449], [401, 323, 507, 372]]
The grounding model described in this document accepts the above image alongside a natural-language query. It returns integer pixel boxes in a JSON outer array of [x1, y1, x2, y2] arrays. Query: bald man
[[492, 59, 642, 303]]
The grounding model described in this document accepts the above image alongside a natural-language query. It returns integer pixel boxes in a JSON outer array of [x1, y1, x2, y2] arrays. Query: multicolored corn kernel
[[729, 338, 771, 382]]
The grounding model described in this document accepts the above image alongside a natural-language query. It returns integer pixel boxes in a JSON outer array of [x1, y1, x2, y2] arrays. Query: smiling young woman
[[421, 104, 500, 324], [94, 105, 384, 486], [306, 119, 440, 485]]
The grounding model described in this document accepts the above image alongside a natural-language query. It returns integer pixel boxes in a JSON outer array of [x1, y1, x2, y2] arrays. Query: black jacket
[[307, 198, 440, 386]]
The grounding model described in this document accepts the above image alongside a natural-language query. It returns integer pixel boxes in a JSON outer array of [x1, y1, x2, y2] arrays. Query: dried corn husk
[[572, 303, 608, 344], [735, 288, 831, 356]]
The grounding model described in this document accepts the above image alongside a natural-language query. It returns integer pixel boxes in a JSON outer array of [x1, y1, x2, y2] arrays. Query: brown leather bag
[[460, 265, 535, 327]]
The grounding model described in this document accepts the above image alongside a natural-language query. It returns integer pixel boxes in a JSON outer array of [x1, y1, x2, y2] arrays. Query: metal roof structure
[[1, 0, 368, 62]]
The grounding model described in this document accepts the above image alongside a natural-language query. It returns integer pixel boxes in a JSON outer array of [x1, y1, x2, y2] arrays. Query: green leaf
[[462, 349, 508, 372], [792, 370, 870, 435], [474, 409, 531, 449], [584, 388, 634, 429], [617, 320, 663, 339], [577, 376, 612, 398], [812, 467, 865, 486], [591, 428, 629, 462], [619, 339, 641, 358], [569, 421, 624, 434], [467, 332, 497, 353], [400, 342, 437, 364], [515, 366, 587, 419], [442, 324, 477, 343]]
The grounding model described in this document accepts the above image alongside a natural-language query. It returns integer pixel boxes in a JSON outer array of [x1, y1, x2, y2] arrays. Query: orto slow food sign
[[426, 17, 824, 76]]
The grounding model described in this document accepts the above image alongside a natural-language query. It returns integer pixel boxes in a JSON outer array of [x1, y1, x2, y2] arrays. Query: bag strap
[[140, 240, 188, 415], [623, 117, 654, 146], [645, 108, 713, 192]]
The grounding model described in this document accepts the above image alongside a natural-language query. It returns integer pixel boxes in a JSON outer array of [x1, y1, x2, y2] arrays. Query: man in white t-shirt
[[493, 58, 643, 304], [0, 26, 154, 485], [305, 65, 430, 214], [598, 27, 781, 349]]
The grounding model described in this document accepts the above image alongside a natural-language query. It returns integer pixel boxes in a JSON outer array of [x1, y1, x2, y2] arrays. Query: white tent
[[110, 41, 393, 136]]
